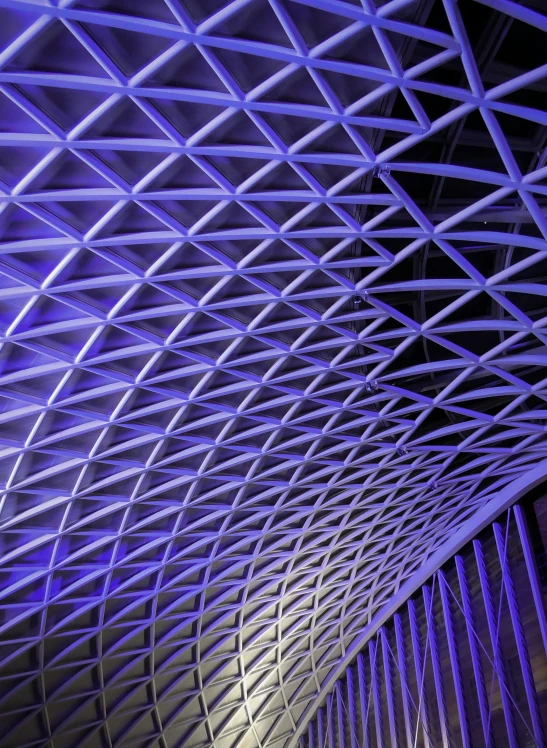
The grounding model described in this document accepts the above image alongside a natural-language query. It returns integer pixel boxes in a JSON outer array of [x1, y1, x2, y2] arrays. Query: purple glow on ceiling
[[0, 0, 546, 747]]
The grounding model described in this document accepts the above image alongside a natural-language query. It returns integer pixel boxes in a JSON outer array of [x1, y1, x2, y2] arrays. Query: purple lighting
[[0, 1, 546, 747]]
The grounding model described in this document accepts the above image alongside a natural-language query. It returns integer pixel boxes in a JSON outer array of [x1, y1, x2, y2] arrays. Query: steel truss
[[0, 0, 546, 747], [300, 499, 547, 748]]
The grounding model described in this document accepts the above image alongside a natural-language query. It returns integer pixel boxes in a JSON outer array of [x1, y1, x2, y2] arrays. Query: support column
[[408, 598, 433, 748], [438, 569, 471, 748], [455, 554, 494, 748], [394, 613, 415, 748], [357, 652, 372, 748], [422, 582, 450, 748], [381, 628, 398, 748], [493, 521, 545, 748], [370, 638, 384, 748], [474, 537, 518, 748], [513, 504, 547, 658]]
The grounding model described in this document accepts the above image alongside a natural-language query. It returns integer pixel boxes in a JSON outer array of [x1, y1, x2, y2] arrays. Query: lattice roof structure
[[0, 0, 546, 747]]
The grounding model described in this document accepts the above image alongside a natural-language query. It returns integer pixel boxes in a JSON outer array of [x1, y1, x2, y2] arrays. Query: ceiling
[[0, 0, 546, 747]]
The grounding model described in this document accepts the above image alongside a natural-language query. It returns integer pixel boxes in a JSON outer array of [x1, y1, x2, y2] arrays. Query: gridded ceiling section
[[0, 0, 546, 747]]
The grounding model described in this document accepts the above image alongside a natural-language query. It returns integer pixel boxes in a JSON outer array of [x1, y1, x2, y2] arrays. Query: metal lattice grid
[[0, 0, 546, 747], [299, 493, 547, 748]]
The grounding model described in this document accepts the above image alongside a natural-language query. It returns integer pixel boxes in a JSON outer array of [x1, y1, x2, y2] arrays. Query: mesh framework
[[299, 498, 547, 748], [0, 0, 546, 747]]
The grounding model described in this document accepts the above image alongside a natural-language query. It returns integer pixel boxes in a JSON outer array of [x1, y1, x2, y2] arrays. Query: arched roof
[[0, 1, 546, 747]]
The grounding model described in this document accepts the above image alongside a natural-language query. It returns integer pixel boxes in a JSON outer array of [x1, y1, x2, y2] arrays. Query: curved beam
[[288, 458, 547, 748]]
